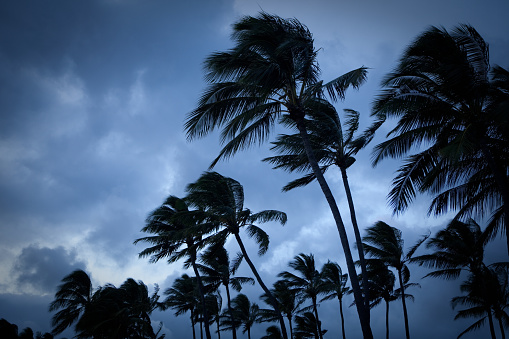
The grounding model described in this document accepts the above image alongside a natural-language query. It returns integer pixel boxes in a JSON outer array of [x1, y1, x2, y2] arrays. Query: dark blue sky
[[1, 0, 508, 338]]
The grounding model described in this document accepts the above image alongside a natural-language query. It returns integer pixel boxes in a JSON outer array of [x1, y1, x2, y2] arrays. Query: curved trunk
[[191, 256, 212, 339], [397, 268, 410, 339], [225, 284, 237, 339], [233, 233, 289, 339], [339, 297, 346, 339], [341, 167, 371, 311], [312, 296, 322, 339], [385, 300, 390, 339], [295, 119, 373, 339]]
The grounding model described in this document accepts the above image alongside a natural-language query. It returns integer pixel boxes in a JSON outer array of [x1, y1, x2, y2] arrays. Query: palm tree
[[452, 266, 509, 339], [259, 279, 305, 339], [134, 195, 213, 339], [185, 171, 289, 337], [320, 261, 350, 339], [229, 293, 260, 339], [293, 312, 327, 339], [371, 24, 509, 253], [362, 221, 428, 339], [184, 12, 372, 338], [198, 244, 255, 339], [161, 274, 200, 339], [264, 108, 377, 313], [279, 253, 326, 339], [49, 269, 93, 336], [261, 325, 283, 339]]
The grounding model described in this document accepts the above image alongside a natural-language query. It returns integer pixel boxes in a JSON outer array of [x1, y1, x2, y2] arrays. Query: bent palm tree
[[362, 221, 428, 339], [134, 195, 213, 339], [320, 261, 350, 339], [186, 171, 288, 338], [230, 294, 260, 339], [279, 253, 326, 339], [371, 24, 509, 253], [49, 269, 93, 336], [184, 12, 372, 338]]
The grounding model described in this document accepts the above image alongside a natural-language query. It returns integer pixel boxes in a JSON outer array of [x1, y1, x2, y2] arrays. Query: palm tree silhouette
[[184, 13, 372, 337], [371, 24, 509, 254], [279, 253, 326, 339], [259, 279, 305, 339], [362, 221, 428, 339], [452, 266, 509, 338], [198, 244, 254, 339], [320, 261, 350, 339], [264, 108, 376, 313], [185, 171, 288, 338], [228, 293, 260, 339], [49, 269, 93, 336], [293, 312, 327, 339], [134, 195, 213, 339], [161, 274, 200, 339]]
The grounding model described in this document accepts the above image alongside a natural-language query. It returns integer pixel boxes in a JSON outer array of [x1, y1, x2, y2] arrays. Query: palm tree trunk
[[498, 315, 506, 339], [191, 310, 197, 339], [385, 300, 390, 339], [397, 268, 410, 339], [233, 233, 289, 339], [288, 315, 293, 339], [295, 119, 373, 339], [488, 310, 497, 339], [339, 297, 346, 339], [225, 284, 237, 339], [312, 297, 323, 339], [341, 167, 371, 312], [191, 257, 212, 339]]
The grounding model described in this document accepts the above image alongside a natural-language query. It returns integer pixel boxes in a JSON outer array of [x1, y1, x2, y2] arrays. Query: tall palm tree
[[264, 107, 377, 313], [134, 195, 213, 339], [362, 221, 428, 339], [185, 171, 289, 338], [279, 253, 326, 339], [371, 24, 509, 253], [49, 269, 93, 336], [198, 244, 255, 339], [161, 274, 200, 339], [320, 261, 350, 339], [259, 279, 305, 339], [184, 12, 372, 338]]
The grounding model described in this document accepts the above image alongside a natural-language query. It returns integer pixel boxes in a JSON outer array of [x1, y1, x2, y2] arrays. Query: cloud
[[12, 245, 87, 296]]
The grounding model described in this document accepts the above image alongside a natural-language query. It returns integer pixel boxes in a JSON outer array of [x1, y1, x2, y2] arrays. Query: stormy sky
[[0, 0, 508, 338]]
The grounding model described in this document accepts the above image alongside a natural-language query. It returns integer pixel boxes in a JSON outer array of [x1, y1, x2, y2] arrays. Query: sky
[[0, 0, 508, 338]]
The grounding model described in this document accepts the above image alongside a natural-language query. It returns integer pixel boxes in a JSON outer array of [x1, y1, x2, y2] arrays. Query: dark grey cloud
[[13, 245, 86, 295]]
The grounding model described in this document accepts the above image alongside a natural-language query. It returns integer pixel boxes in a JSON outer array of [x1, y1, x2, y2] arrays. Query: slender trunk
[[191, 310, 196, 339], [385, 300, 389, 339], [397, 268, 410, 339], [225, 284, 237, 339], [287, 315, 293, 339], [488, 310, 497, 339], [233, 233, 289, 339], [480, 141, 509, 255], [341, 167, 371, 312], [200, 318, 203, 339], [498, 315, 506, 339], [295, 119, 373, 339], [248, 327, 251, 339], [339, 297, 346, 339], [191, 257, 212, 339], [312, 296, 322, 339]]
